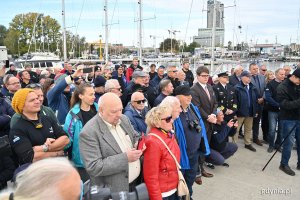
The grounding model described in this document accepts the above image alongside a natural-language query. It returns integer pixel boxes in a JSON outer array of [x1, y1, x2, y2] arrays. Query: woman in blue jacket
[[64, 83, 97, 182]]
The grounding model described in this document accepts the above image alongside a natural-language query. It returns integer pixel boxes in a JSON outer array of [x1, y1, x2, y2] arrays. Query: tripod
[[262, 122, 298, 171]]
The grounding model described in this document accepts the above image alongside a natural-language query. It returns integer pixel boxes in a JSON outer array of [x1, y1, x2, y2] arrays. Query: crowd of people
[[0, 58, 300, 200]]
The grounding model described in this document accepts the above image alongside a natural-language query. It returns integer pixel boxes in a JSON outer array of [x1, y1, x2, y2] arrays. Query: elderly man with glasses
[[124, 92, 148, 135]]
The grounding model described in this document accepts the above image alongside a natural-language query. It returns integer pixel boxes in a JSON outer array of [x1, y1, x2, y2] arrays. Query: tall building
[[193, 0, 225, 47], [207, 0, 224, 29]]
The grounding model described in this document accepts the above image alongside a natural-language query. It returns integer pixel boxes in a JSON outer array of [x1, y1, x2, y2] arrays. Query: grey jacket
[[251, 74, 266, 98], [79, 114, 138, 192]]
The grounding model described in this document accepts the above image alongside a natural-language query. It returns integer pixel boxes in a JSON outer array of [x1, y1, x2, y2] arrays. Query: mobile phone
[[82, 67, 93, 73], [5, 60, 9, 68]]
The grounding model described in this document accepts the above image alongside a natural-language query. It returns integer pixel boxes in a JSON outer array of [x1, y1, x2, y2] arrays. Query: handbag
[[0, 135, 12, 157], [148, 133, 190, 199]]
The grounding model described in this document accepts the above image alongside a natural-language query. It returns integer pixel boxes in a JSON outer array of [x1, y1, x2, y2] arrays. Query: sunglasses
[[161, 116, 173, 123], [261, 69, 267, 71], [134, 99, 146, 104], [26, 83, 42, 89]]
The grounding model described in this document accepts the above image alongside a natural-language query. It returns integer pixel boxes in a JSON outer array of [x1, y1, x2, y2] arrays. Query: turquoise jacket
[[174, 103, 210, 170], [63, 102, 98, 167]]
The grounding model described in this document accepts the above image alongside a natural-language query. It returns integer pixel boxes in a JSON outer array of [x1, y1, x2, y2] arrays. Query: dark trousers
[[162, 192, 179, 200], [261, 109, 269, 142], [181, 152, 199, 197], [253, 109, 262, 141], [206, 143, 238, 165]]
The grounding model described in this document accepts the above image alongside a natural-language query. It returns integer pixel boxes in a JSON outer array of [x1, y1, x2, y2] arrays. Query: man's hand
[[227, 119, 234, 128], [72, 67, 83, 78], [207, 114, 217, 124], [44, 138, 55, 146], [225, 109, 233, 115], [126, 148, 143, 162], [258, 98, 264, 104]]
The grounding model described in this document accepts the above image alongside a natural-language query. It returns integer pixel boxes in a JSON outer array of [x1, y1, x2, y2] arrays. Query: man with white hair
[[229, 65, 244, 86], [80, 93, 142, 192], [124, 92, 148, 135], [104, 79, 122, 97]]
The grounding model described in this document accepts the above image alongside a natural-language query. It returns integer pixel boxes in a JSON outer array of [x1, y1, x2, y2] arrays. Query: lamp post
[[99, 34, 102, 60]]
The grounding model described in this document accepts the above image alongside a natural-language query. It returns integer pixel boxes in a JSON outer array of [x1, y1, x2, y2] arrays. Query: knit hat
[[11, 88, 34, 114], [94, 75, 107, 87]]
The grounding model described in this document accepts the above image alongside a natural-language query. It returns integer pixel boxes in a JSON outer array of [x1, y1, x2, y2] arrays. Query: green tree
[[4, 13, 61, 56], [0, 25, 8, 46], [159, 38, 180, 52]]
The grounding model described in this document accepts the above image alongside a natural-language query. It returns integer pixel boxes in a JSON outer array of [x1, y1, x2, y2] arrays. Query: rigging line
[[181, 0, 194, 54], [108, 0, 118, 34], [71, 0, 87, 53]]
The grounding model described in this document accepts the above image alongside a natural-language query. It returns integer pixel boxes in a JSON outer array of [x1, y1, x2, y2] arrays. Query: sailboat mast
[[62, 0, 67, 62], [104, 0, 109, 63], [138, 0, 142, 62], [210, 0, 216, 73]]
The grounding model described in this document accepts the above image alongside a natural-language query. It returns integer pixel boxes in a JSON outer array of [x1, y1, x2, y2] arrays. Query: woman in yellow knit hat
[[9, 88, 70, 165]]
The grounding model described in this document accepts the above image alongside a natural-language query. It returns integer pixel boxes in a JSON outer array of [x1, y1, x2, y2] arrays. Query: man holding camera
[[173, 85, 210, 197], [209, 109, 238, 167]]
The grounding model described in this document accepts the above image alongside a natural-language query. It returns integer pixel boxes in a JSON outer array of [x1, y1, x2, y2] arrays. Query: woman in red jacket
[[144, 106, 180, 200]]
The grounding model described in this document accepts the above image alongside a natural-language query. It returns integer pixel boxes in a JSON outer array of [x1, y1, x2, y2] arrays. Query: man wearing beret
[[277, 68, 300, 176], [9, 88, 70, 165]]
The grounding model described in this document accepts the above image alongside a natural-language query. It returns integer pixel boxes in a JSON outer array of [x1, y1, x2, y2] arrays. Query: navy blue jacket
[[235, 82, 259, 117], [123, 103, 148, 135], [0, 97, 15, 136]]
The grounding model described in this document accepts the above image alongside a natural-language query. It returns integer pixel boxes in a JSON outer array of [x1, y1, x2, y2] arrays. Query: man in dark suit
[[229, 65, 244, 86], [249, 63, 266, 146], [191, 66, 218, 180]]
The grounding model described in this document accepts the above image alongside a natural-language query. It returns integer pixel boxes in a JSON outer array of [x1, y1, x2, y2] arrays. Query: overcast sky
[[1, 0, 300, 47]]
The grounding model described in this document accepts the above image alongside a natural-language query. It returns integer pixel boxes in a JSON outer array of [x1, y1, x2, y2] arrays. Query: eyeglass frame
[[161, 116, 173, 123]]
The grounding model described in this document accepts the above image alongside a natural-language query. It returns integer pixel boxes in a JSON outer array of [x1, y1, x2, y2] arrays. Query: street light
[[99, 34, 102, 60]]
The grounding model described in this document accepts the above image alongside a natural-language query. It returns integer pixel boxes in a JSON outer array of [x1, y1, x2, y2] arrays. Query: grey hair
[[11, 158, 75, 200], [3, 74, 15, 85], [159, 96, 180, 111], [104, 79, 119, 92]]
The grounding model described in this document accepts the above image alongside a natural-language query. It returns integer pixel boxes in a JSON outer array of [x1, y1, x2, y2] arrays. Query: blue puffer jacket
[[63, 102, 98, 168], [47, 76, 72, 125], [235, 82, 259, 117], [174, 103, 210, 170], [123, 103, 148, 135]]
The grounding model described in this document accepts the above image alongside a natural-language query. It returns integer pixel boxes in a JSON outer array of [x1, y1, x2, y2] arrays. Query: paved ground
[[192, 138, 299, 200]]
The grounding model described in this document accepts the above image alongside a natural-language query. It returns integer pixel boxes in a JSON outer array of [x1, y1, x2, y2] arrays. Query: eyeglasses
[[261, 69, 267, 72], [26, 83, 42, 89], [161, 116, 173, 123], [168, 70, 178, 73], [134, 99, 146, 104], [111, 87, 122, 91], [199, 74, 209, 77]]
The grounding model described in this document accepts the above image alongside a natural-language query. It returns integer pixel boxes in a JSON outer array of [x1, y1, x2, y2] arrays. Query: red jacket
[[125, 65, 143, 81], [143, 128, 180, 200]]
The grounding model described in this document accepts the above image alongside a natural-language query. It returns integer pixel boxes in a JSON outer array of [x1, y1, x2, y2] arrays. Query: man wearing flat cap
[[9, 89, 69, 165], [213, 71, 237, 122], [277, 68, 300, 176], [173, 85, 210, 195], [234, 70, 259, 152]]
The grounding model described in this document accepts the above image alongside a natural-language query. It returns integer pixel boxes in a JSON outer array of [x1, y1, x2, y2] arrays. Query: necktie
[[205, 85, 211, 100]]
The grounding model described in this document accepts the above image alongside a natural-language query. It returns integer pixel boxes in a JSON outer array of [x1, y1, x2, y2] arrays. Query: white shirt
[[102, 117, 141, 183]]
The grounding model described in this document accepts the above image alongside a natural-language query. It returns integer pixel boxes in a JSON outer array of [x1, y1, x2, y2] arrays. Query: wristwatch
[[42, 144, 49, 152]]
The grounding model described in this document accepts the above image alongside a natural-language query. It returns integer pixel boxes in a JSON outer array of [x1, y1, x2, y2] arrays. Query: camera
[[188, 120, 202, 133], [83, 180, 149, 200]]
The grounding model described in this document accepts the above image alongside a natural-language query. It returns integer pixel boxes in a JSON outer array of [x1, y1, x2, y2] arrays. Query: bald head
[[131, 92, 144, 102], [98, 93, 123, 125]]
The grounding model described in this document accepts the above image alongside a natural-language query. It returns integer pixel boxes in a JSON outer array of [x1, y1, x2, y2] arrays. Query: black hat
[[218, 71, 229, 77], [94, 65, 101, 71], [292, 68, 300, 78], [94, 76, 106, 87], [174, 85, 191, 96]]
